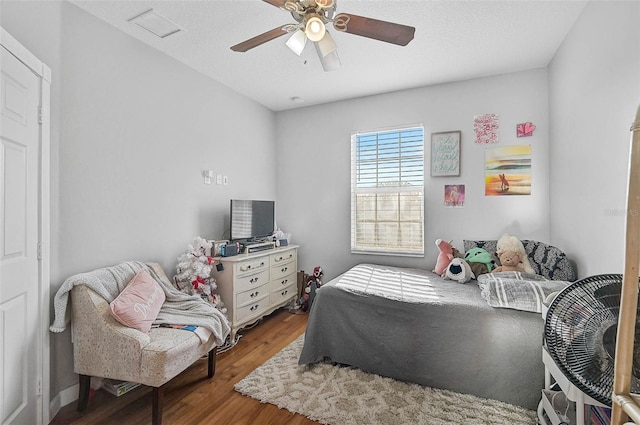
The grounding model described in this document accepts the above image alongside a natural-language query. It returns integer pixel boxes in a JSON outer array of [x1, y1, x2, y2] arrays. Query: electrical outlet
[[216, 174, 222, 185], [223, 175, 229, 185]]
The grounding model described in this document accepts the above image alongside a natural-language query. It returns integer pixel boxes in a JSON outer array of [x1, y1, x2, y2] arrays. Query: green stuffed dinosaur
[[464, 248, 495, 278]]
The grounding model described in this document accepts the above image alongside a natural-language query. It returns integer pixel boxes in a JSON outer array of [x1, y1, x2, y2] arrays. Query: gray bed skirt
[[298, 264, 544, 410]]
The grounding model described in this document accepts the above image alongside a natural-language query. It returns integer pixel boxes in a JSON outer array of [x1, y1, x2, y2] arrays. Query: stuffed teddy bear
[[464, 247, 495, 277], [493, 251, 524, 273], [493, 233, 535, 274], [432, 239, 461, 277], [444, 258, 475, 283]]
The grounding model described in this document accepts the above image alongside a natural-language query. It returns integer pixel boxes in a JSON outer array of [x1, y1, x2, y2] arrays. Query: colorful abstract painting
[[485, 145, 532, 196], [444, 185, 465, 207], [474, 113, 499, 144]]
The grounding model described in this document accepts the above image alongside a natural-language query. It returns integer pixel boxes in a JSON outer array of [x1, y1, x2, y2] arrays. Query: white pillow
[[110, 269, 166, 333]]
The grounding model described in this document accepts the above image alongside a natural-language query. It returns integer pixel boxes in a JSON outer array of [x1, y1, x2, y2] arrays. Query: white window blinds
[[351, 126, 424, 256]]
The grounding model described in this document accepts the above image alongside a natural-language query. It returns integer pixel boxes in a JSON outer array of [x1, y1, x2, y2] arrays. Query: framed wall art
[[431, 131, 461, 176], [485, 145, 532, 196], [444, 184, 465, 207]]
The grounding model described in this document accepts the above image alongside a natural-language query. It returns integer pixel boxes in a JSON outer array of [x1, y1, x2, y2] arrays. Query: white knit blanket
[[50, 261, 230, 346]]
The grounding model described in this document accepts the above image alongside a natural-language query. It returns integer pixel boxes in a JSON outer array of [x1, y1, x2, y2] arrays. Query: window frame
[[350, 125, 425, 257]]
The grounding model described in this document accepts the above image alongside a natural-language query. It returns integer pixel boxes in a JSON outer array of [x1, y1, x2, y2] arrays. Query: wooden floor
[[50, 309, 317, 425]]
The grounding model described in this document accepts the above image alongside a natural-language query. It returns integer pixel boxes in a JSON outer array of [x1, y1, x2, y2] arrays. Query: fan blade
[[231, 27, 289, 52], [262, 0, 288, 7], [336, 13, 415, 46]]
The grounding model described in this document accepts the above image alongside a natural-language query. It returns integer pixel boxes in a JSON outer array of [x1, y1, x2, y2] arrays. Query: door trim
[[1, 27, 51, 425]]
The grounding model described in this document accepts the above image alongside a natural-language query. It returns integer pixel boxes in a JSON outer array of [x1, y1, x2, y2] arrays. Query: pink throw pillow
[[110, 269, 166, 333]]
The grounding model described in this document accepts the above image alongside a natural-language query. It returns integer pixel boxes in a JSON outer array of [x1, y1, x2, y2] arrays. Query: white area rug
[[234, 335, 537, 425]]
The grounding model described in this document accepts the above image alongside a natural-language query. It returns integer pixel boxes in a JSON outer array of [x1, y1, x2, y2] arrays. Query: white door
[[0, 37, 44, 425]]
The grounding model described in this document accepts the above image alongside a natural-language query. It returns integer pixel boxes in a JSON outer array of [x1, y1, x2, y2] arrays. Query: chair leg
[[208, 347, 217, 378], [152, 385, 164, 425], [77, 375, 91, 412]]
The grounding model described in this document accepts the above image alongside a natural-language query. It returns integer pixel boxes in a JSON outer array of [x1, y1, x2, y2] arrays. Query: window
[[351, 126, 424, 256]]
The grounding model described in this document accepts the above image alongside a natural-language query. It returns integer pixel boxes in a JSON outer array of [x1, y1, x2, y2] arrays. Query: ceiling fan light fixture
[[315, 31, 337, 57], [305, 15, 326, 42], [285, 29, 307, 56], [315, 43, 341, 71]]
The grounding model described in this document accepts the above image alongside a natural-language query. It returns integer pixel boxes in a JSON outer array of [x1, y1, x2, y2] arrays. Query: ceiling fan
[[230, 0, 415, 71]]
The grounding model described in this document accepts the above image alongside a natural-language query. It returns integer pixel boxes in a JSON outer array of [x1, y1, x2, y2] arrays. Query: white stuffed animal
[[495, 233, 535, 274], [444, 258, 475, 283]]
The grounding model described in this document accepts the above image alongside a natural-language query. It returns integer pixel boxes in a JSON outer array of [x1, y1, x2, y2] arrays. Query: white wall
[[276, 69, 551, 281], [2, 0, 277, 405], [549, 0, 640, 276]]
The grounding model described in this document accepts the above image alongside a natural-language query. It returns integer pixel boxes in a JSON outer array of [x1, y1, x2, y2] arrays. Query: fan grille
[[544, 274, 640, 406]]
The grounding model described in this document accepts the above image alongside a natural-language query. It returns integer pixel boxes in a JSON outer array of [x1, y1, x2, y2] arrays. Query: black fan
[[544, 274, 640, 405]]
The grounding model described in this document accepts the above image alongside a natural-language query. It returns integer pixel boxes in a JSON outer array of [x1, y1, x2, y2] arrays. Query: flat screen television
[[230, 199, 275, 241]]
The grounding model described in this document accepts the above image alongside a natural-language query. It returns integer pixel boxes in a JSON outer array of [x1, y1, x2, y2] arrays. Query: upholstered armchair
[[68, 262, 227, 425]]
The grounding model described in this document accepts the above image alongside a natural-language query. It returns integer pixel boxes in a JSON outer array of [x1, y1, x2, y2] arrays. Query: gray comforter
[[298, 263, 544, 410]]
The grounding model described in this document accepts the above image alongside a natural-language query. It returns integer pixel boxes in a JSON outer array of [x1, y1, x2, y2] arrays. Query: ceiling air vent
[[128, 9, 183, 39]]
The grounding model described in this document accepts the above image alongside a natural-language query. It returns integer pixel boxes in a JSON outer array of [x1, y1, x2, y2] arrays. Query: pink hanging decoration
[[474, 114, 499, 144], [516, 122, 536, 137]]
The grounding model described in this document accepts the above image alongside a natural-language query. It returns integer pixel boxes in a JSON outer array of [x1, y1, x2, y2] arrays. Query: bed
[[298, 240, 577, 410]]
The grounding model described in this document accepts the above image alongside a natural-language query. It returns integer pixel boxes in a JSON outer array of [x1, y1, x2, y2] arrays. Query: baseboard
[[49, 383, 79, 421]]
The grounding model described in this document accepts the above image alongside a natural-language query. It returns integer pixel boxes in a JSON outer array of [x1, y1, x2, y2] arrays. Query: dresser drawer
[[235, 258, 269, 276], [236, 283, 269, 308], [271, 250, 296, 266], [236, 296, 269, 322], [269, 271, 297, 293], [270, 281, 297, 305], [271, 260, 296, 280], [235, 269, 269, 293]]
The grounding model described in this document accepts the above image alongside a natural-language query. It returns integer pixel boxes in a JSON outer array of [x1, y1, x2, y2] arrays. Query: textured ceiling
[[70, 0, 587, 111]]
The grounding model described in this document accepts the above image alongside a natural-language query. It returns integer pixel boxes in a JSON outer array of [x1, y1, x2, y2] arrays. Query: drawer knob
[[250, 291, 259, 298], [281, 267, 288, 273], [250, 304, 260, 311], [281, 290, 288, 296], [250, 277, 260, 283], [281, 279, 288, 285]]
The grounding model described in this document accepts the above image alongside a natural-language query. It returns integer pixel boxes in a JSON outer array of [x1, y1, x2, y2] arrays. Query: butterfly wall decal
[[517, 122, 536, 137]]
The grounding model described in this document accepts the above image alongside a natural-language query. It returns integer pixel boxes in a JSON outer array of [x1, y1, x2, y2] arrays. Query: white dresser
[[211, 245, 298, 341]]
